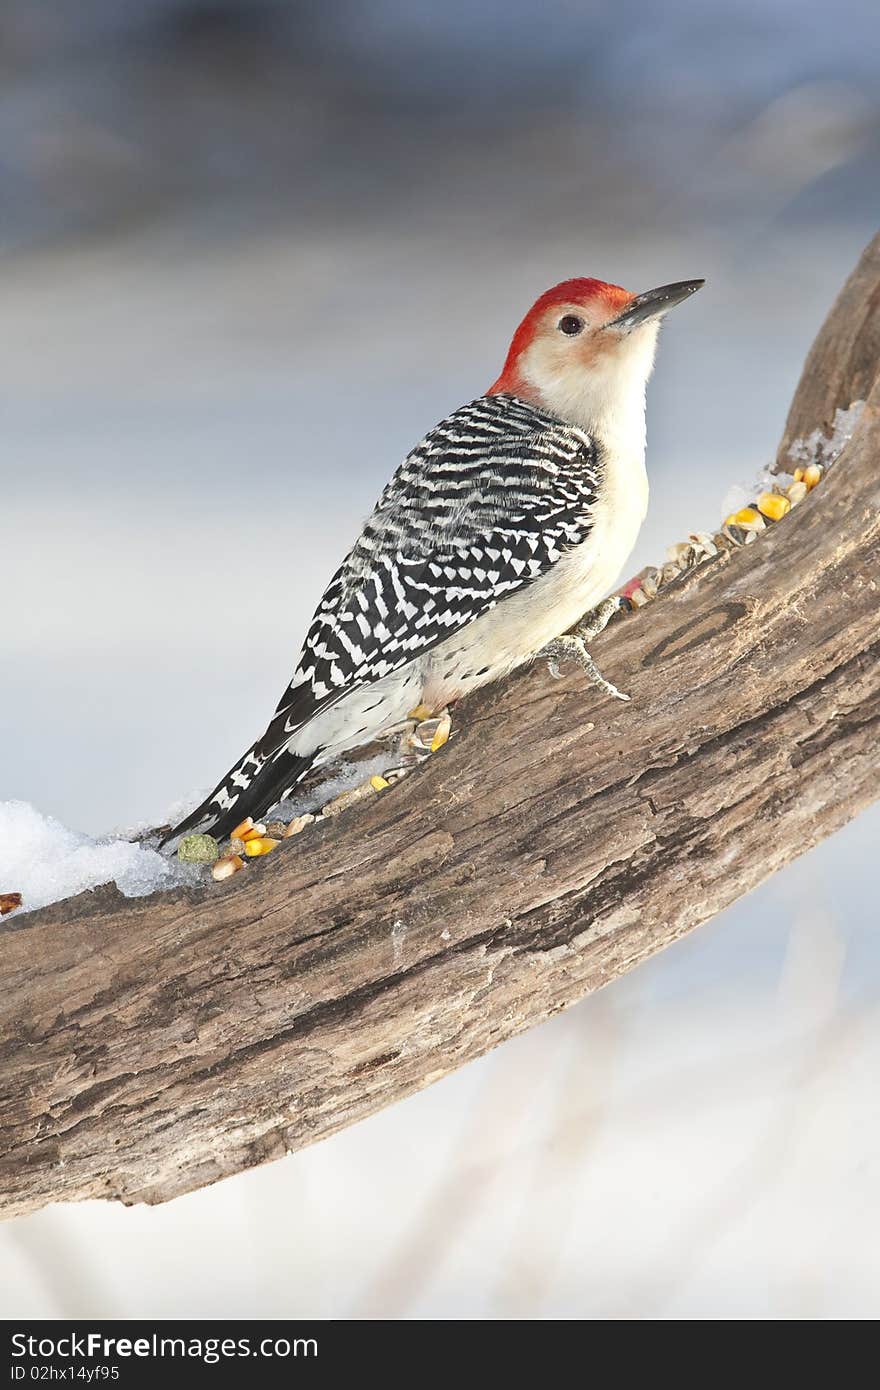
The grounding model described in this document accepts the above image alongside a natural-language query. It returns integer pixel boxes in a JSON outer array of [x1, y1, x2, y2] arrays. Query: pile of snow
[[0, 749, 413, 919], [786, 400, 864, 470], [0, 801, 199, 918]]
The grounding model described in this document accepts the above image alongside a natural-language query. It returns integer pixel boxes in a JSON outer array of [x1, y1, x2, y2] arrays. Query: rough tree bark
[[2, 236, 879, 1220]]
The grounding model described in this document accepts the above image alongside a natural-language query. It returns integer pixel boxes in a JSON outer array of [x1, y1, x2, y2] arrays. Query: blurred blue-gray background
[[2, 0, 879, 1318]]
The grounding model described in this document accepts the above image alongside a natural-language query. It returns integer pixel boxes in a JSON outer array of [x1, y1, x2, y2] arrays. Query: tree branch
[[2, 235, 879, 1219], [777, 230, 880, 464]]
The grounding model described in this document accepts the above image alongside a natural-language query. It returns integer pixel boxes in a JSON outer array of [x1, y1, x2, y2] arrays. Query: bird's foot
[[542, 609, 630, 703], [575, 595, 627, 642]]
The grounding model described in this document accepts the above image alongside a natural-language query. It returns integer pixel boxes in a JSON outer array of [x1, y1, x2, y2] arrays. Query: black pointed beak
[[607, 279, 704, 331]]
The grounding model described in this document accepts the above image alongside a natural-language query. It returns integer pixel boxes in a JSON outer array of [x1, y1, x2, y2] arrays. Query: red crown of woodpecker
[[488, 278, 634, 396]]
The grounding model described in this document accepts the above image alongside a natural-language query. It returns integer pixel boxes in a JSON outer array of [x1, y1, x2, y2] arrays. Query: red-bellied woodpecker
[[166, 275, 703, 843]]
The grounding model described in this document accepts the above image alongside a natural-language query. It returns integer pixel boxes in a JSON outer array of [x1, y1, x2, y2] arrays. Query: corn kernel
[[212, 854, 244, 881], [793, 466, 806, 483], [756, 491, 791, 522], [430, 713, 452, 752], [787, 481, 808, 505], [725, 506, 765, 532], [803, 463, 823, 490], [241, 823, 267, 843], [370, 774, 390, 791], [229, 817, 254, 841], [284, 813, 315, 837], [244, 836, 280, 857]]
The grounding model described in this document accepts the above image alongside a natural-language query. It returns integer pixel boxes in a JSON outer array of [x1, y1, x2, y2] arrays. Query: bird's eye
[[558, 314, 585, 336]]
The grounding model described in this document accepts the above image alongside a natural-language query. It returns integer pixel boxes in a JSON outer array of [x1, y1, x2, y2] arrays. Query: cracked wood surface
[[2, 235, 879, 1218]]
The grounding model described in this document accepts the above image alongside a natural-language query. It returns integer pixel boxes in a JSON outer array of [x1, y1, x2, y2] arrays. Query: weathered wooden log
[[2, 235, 878, 1219]]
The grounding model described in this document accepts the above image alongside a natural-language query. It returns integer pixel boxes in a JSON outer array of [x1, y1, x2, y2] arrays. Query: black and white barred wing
[[165, 396, 599, 841], [273, 394, 600, 726]]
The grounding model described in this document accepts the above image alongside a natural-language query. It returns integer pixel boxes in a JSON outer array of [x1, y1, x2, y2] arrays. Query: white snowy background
[[1, 0, 879, 1319]]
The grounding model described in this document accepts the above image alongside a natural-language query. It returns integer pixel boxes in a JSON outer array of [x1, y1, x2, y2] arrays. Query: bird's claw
[[542, 634, 630, 702]]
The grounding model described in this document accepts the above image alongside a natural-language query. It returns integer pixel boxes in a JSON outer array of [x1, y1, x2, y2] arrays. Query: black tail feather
[[161, 741, 317, 847]]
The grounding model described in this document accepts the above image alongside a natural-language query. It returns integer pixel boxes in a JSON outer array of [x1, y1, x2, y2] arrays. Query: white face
[[517, 301, 661, 436]]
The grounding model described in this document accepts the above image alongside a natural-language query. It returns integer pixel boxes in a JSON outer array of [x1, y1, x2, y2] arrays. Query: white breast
[[578, 425, 650, 597]]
